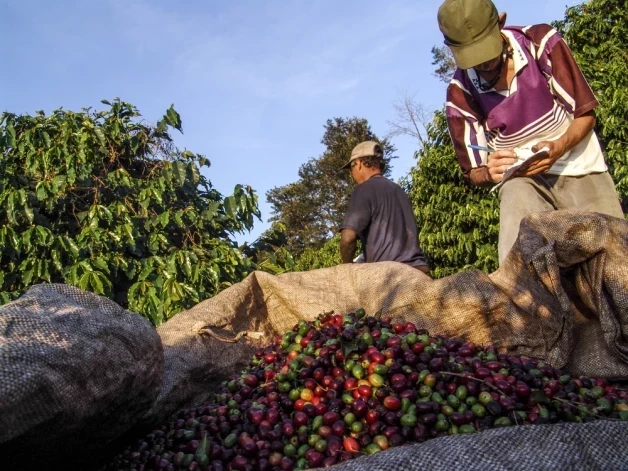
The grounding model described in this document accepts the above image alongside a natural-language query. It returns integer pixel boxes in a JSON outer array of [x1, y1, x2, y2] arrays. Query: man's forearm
[[340, 239, 357, 263], [555, 111, 596, 155]]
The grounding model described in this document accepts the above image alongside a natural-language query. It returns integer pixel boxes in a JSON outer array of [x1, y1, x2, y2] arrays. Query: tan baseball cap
[[342, 141, 383, 169], [437, 0, 502, 69]]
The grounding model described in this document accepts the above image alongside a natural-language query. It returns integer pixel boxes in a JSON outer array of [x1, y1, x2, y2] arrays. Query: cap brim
[[449, 23, 502, 69], [341, 154, 383, 170]]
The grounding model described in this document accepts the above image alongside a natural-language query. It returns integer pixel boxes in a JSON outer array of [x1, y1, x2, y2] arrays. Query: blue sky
[[1, 0, 573, 244]]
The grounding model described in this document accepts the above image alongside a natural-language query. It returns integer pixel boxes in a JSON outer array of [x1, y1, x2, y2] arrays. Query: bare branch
[[386, 90, 434, 147]]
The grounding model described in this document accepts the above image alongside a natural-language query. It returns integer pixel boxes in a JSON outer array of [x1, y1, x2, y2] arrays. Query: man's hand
[[514, 140, 562, 177], [340, 229, 358, 264], [516, 111, 596, 178], [486, 149, 518, 183]]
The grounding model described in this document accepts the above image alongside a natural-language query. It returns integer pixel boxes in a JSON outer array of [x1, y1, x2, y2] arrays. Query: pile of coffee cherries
[[108, 309, 628, 470]]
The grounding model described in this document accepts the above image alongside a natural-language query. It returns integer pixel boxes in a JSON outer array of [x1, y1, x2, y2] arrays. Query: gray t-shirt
[[341, 175, 428, 268]]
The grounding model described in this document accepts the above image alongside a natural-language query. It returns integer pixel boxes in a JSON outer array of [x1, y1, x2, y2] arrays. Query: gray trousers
[[497, 171, 624, 264]]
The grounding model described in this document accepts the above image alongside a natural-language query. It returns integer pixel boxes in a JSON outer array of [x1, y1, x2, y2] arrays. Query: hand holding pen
[[468, 144, 517, 184]]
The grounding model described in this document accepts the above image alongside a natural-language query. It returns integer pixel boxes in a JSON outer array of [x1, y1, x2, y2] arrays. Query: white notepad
[[491, 146, 550, 192]]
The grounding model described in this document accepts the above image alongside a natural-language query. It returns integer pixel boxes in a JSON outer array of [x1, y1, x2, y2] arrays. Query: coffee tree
[[242, 226, 345, 274], [0, 99, 260, 325], [241, 223, 297, 275], [553, 0, 628, 208], [408, 111, 500, 278], [295, 235, 344, 271]]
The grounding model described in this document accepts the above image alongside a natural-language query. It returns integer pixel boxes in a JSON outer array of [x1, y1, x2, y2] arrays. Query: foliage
[[408, 111, 500, 278], [266, 118, 396, 256], [244, 224, 365, 274], [553, 0, 628, 209], [0, 99, 261, 325], [294, 235, 344, 272], [431, 46, 457, 84], [241, 223, 297, 275]]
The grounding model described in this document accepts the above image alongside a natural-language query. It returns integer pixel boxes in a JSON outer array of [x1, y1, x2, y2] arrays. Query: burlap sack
[[146, 210, 628, 427], [0, 284, 163, 469]]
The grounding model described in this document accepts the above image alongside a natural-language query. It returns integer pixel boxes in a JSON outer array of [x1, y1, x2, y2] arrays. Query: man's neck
[[356, 172, 382, 184]]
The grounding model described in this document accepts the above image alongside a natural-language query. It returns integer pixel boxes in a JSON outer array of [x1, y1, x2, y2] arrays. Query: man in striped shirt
[[437, 0, 623, 263]]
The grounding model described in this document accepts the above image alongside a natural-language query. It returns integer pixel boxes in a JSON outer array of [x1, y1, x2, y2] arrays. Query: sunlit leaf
[[224, 196, 237, 219]]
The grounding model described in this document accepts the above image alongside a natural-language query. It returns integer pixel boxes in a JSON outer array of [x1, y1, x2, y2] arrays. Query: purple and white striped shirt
[[445, 24, 606, 186]]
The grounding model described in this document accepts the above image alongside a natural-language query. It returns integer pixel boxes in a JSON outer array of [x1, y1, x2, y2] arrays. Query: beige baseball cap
[[342, 141, 383, 169], [437, 0, 502, 69]]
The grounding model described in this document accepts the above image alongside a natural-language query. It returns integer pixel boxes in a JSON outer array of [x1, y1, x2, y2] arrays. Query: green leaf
[[155, 119, 168, 135], [98, 205, 113, 222], [138, 265, 155, 281], [22, 228, 33, 250], [78, 273, 91, 292], [94, 127, 106, 146], [172, 161, 187, 186], [157, 211, 169, 228], [36, 182, 48, 200], [36, 226, 52, 247], [224, 196, 237, 219], [23, 206, 34, 224], [6, 121, 16, 147], [182, 253, 192, 278], [164, 104, 183, 132], [532, 390, 551, 405], [89, 272, 105, 295], [174, 211, 184, 226], [341, 340, 358, 359], [39, 259, 52, 282], [22, 263, 35, 285], [92, 257, 109, 272], [149, 292, 163, 325], [51, 249, 63, 273], [42, 131, 52, 148]]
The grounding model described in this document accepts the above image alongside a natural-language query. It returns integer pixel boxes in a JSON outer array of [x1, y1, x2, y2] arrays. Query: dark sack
[[0, 284, 163, 469]]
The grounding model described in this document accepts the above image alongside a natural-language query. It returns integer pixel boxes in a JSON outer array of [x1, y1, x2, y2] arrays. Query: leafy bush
[[241, 223, 297, 275], [294, 235, 344, 271], [408, 111, 499, 278], [553, 0, 628, 208], [0, 99, 260, 325]]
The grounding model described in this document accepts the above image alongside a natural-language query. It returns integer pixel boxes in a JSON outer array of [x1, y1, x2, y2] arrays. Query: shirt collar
[[466, 30, 529, 94]]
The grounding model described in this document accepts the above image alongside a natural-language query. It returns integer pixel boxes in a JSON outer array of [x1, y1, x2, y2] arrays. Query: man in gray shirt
[[339, 141, 430, 275]]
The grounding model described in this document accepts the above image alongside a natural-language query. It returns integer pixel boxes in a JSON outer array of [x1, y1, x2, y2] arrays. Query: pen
[[467, 144, 495, 153]]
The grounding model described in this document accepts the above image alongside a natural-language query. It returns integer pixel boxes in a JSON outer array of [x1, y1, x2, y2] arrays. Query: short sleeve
[[531, 24, 598, 117], [340, 187, 371, 235]]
